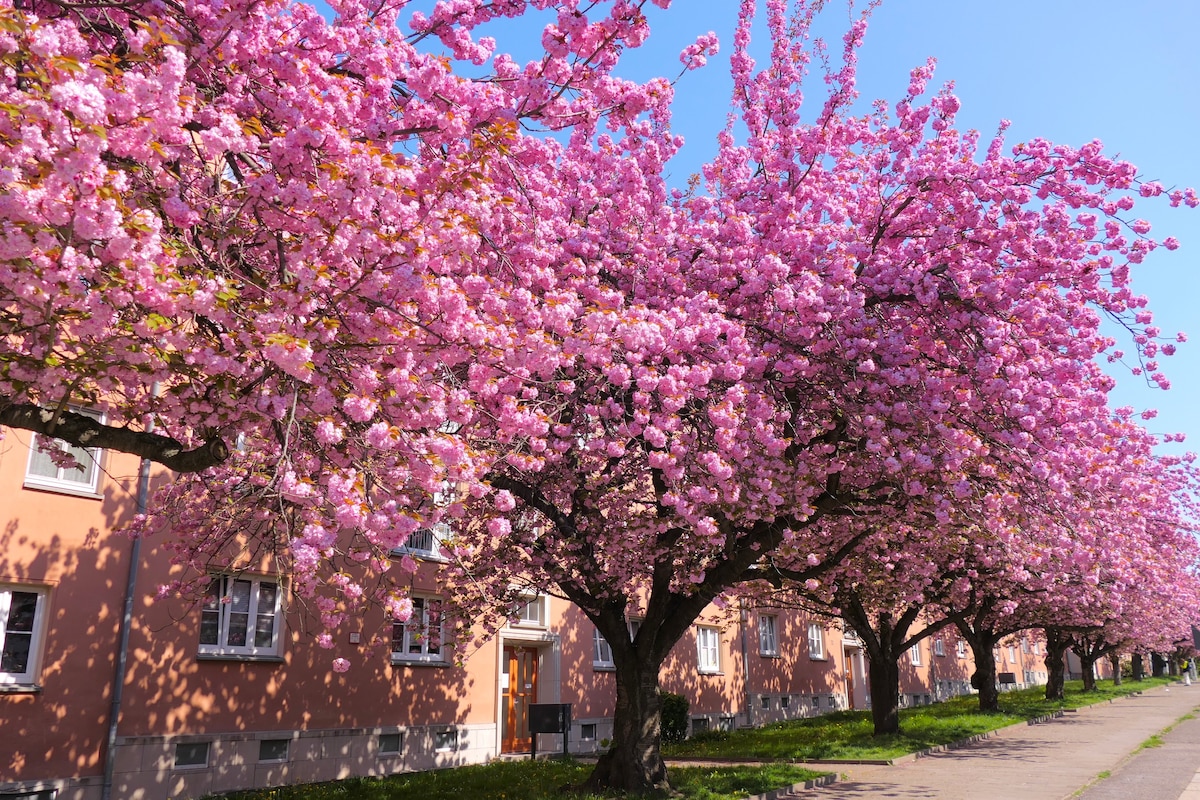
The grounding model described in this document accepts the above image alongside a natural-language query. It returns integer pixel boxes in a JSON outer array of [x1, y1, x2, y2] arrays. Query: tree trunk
[[586, 657, 668, 793], [1132, 653, 1145, 680], [1044, 628, 1068, 702], [1152, 653, 1167, 678], [1110, 653, 1122, 686], [1080, 654, 1098, 692], [966, 631, 1000, 712], [867, 649, 901, 735]]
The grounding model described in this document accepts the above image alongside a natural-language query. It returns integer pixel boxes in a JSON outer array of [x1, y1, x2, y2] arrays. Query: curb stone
[[741, 772, 838, 800]]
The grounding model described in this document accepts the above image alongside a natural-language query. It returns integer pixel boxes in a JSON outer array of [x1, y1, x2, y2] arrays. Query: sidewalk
[[799, 682, 1200, 800]]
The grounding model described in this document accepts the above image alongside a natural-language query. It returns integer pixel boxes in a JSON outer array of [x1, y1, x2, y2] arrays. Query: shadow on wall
[[0, 463, 143, 785], [1, 471, 484, 795]]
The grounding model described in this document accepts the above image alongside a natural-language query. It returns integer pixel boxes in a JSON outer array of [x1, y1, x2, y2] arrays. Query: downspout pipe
[[101, 443, 152, 800], [739, 601, 752, 729]]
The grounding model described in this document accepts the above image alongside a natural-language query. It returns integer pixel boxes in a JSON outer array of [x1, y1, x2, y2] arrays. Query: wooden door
[[844, 648, 857, 710], [501, 645, 539, 753]]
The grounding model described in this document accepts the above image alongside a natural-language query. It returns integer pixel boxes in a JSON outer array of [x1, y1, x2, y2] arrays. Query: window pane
[[426, 600, 442, 654], [6, 593, 38, 633], [62, 442, 97, 484], [1, 631, 32, 673], [26, 441, 61, 479], [199, 580, 221, 646], [254, 582, 278, 647]]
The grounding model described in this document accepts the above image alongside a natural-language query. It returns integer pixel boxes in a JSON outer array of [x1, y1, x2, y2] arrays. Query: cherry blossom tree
[[4, 0, 1197, 793]]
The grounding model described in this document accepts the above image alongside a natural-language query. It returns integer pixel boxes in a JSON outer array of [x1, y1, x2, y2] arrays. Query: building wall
[[0, 425, 142, 795], [5, 424, 1103, 800]]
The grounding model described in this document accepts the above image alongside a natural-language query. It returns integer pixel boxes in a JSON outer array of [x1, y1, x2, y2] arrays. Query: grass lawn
[[210, 760, 829, 800], [663, 677, 1174, 762], [211, 677, 1173, 799]]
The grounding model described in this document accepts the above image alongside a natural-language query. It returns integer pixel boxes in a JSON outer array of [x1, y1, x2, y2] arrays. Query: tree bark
[[585, 655, 669, 793], [0, 401, 228, 472], [1132, 653, 1145, 680], [1109, 653, 1122, 686], [1152, 653, 1167, 678], [965, 630, 1000, 712], [867, 653, 901, 735], [1080, 654, 1098, 692], [1044, 628, 1068, 702]]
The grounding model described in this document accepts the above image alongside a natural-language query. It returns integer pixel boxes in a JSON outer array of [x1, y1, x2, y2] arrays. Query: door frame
[[496, 630, 560, 756]]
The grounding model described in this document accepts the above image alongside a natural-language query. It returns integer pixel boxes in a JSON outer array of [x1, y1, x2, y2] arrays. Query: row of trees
[[2, 0, 1197, 792]]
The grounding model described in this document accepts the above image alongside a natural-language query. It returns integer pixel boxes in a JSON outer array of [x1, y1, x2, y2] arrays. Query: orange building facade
[[1, 426, 1052, 799]]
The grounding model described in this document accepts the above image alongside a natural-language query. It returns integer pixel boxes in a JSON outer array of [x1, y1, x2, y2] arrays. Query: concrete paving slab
[[803, 683, 1200, 800]]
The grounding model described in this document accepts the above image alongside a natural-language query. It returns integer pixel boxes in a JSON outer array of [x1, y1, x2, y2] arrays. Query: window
[[395, 522, 449, 560], [378, 733, 403, 754], [934, 637, 945, 657], [696, 626, 720, 673], [510, 595, 546, 628], [434, 730, 458, 752], [592, 628, 615, 669], [174, 742, 210, 768], [391, 597, 446, 663], [956, 639, 967, 659], [811, 696, 820, 709], [24, 410, 104, 494], [760, 695, 771, 710], [199, 576, 282, 657], [1008, 645, 1016, 663], [909, 643, 922, 666], [807, 623, 825, 660], [780, 695, 790, 709], [258, 739, 289, 762], [1021, 638, 1029, 654], [1, 587, 48, 685], [627, 618, 642, 641], [691, 717, 710, 734], [758, 614, 779, 657], [580, 723, 597, 741]]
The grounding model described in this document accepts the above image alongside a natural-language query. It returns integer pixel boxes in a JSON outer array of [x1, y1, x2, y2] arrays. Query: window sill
[[697, 670, 724, 676], [592, 663, 616, 672], [759, 652, 781, 659], [196, 653, 285, 663], [0, 683, 42, 694], [391, 658, 452, 668], [390, 549, 448, 563], [22, 479, 103, 500], [808, 655, 827, 662]]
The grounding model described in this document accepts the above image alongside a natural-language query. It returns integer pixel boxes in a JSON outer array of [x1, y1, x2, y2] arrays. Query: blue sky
[[397, 1, 1199, 455]]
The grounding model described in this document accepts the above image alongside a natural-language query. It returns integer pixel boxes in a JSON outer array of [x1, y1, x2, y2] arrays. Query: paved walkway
[[797, 682, 1200, 800]]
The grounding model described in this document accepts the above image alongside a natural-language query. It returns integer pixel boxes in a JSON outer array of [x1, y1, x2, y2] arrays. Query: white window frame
[[198, 575, 284, 658], [758, 614, 779, 657], [0, 586, 48, 685], [956, 639, 967, 659], [24, 410, 105, 496], [1021, 637, 1029, 654], [391, 596, 447, 663], [394, 521, 450, 561], [593, 627, 615, 669], [509, 594, 548, 629], [934, 637, 945, 657], [807, 623, 825, 660], [909, 642, 922, 666], [696, 626, 720, 673]]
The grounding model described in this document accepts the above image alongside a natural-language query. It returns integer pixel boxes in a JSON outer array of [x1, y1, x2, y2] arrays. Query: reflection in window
[[199, 576, 282, 657]]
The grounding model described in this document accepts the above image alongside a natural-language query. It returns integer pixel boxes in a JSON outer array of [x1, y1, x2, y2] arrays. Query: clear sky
[[616, 1, 1200, 457], [406, 0, 1199, 455]]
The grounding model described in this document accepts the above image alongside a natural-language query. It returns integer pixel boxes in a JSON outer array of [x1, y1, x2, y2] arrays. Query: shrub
[[660, 691, 690, 743]]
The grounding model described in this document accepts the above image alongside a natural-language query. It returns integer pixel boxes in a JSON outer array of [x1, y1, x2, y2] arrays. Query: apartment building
[[1, 425, 1008, 800]]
